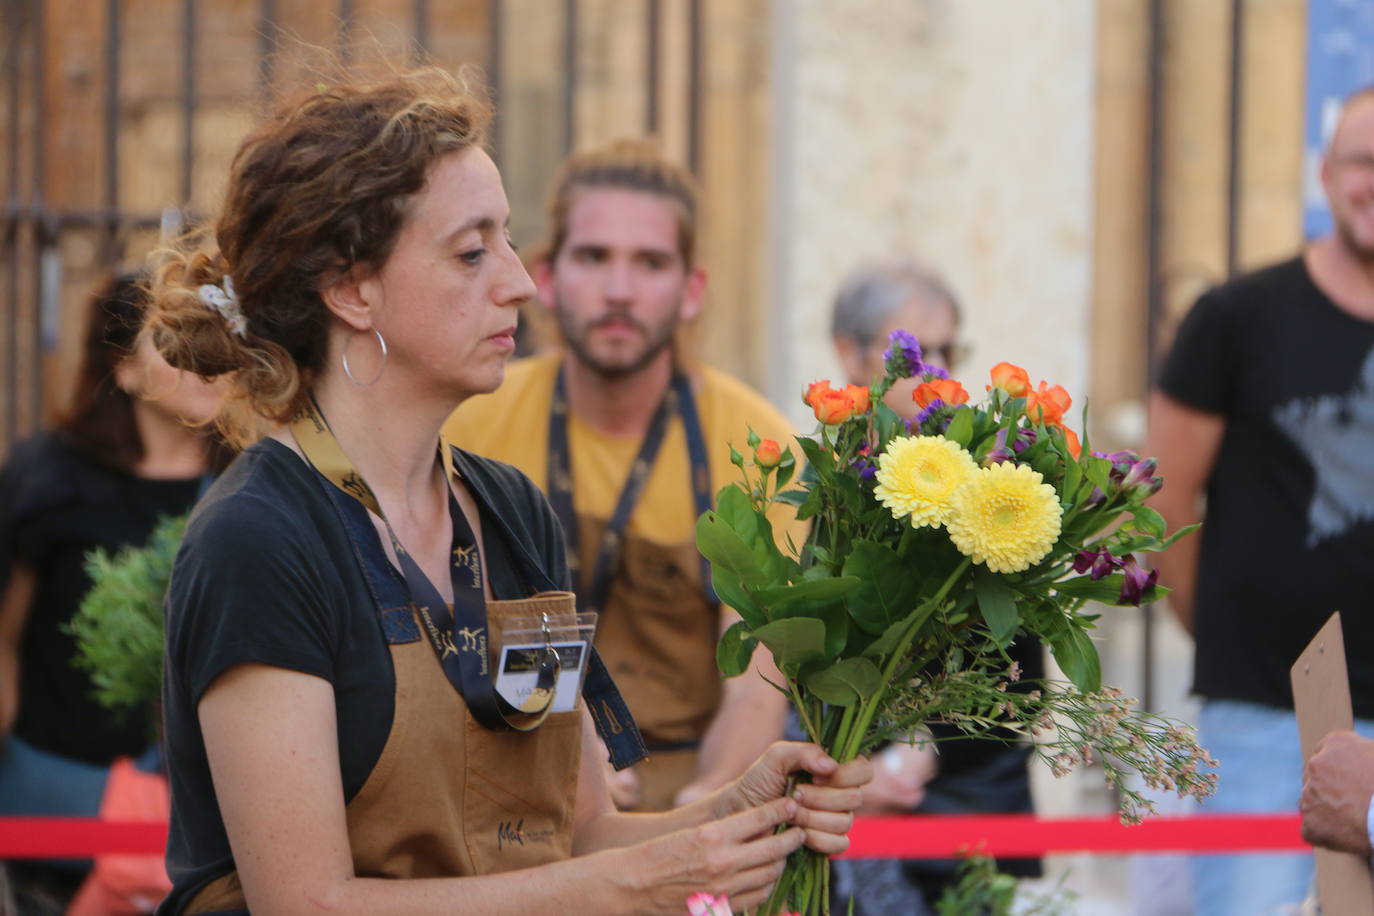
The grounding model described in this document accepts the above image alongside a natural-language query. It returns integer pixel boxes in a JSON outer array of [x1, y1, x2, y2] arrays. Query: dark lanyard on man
[[546, 363, 717, 616], [292, 398, 556, 732]]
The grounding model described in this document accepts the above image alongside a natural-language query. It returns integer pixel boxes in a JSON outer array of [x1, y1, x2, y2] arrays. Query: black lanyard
[[292, 398, 556, 732], [546, 364, 716, 616]]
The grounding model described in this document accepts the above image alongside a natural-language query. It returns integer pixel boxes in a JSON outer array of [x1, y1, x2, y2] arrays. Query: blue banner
[[1305, 0, 1374, 238]]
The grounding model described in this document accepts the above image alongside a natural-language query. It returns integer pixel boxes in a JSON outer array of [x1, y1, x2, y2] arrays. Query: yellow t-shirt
[[444, 353, 806, 554]]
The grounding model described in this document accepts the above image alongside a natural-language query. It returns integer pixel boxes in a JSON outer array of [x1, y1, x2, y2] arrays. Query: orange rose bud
[[1026, 381, 1072, 426], [804, 379, 833, 409], [754, 438, 783, 468], [842, 384, 871, 414], [912, 378, 970, 409], [1061, 426, 1082, 459], [989, 361, 1031, 397]]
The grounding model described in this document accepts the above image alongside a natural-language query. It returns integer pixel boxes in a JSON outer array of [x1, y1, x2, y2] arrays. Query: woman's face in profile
[[117, 331, 227, 426], [858, 297, 960, 421]]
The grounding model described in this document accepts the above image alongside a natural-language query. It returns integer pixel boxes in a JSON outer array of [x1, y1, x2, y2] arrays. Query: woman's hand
[[722, 742, 874, 856], [613, 797, 805, 914]]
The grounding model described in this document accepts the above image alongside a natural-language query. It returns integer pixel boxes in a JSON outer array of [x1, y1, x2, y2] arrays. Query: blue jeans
[[1191, 699, 1374, 916]]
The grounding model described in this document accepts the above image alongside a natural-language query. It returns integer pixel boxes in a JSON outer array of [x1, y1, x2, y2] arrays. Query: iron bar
[[4, 0, 21, 446], [103, 0, 119, 259], [181, 0, 196, 206], [645, 0, 660, 134], [487, 0, 502, 166], [562, 0, 577, 155], [1141, 0, 1166, 713], [29, 0, 45, 431], [414, 0, 430, 57], [687, 0, 702, 174], [1225, 0, 1244, 277], [258, 0, 276, 95]]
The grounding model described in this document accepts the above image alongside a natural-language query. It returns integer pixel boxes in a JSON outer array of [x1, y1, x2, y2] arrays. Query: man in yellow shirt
[[445, 139, 798, 811]]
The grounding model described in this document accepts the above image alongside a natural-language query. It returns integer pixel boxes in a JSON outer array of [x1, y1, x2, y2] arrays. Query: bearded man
[[444, 139, 800, 811]]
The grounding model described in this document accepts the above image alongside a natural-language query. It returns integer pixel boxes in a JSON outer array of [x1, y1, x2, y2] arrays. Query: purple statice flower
[[1118, 555, 1159, 605], [923, 365, 951, 381], [882, 329, 925, 379], [851, 447, 878, 481], [915, 399, 947, 430]]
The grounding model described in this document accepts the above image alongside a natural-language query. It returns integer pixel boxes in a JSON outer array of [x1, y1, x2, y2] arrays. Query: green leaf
[[751, 617, 826, 672], [752, 576, 863, 610], [818, 600, 850, 658], [804, 657, 884, 707], [1050, 624, 1101, 692], [716, 620, 758, 677], [774, 449, 797, 491], [973, 567, 1020, 647], [696, 511, 770, 588], [843, 541, 921, 635], [1062, 449, 1083, 506], [774, 488, 808, 508], [1131, 506, 1166, 539], [861, 599, 940, 659], [712, 568, 766, 628], [796, 435, 835, 476], [944, 408, 974, 447], [1159, 522, 1201, 550], [1083, 455, 1113, 493], [715, 484, 761, 537], [1052, 573, 1163, 607]]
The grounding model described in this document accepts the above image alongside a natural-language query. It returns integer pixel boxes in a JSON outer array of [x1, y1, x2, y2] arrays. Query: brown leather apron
[[185, 592, 583, 913], [578, 515, 720, 811]]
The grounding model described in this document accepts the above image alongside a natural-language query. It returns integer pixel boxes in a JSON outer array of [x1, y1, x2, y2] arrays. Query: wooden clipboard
[[1291, 612, 1374, 914]]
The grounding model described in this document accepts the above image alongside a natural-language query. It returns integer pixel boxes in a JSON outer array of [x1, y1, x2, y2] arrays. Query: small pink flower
[[685, 892, 733, 916]]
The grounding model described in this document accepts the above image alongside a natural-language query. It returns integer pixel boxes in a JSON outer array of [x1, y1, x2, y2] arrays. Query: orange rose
[[754, 438, 783, 468], [1025, 381, 1072, 427], [842, 384, 871, 414], [812, 387, 860, 424], [912, 378, 970, 409], [989, 362, 1031, 397], [804, 379, 833, 409]]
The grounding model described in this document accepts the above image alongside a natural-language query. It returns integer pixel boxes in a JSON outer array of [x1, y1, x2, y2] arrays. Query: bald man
[[1145, 87, 1374, 915]]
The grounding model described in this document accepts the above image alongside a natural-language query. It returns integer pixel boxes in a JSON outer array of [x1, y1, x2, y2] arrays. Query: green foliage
[[935, 855, 1078, 916], [66, 513, 185, 727]]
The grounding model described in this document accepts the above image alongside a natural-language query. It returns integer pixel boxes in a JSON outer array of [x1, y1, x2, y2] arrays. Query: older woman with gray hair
[[831, 260, 964, 420]]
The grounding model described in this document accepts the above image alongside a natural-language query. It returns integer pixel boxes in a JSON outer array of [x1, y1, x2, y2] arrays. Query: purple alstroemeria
[[1122, 456, 1162, 498], [1118, 554, 1159, 605], [1072, 547, 1123, 580], [882, 329, 925, 379], [983, 428, 1015, 466], [1013, 427, 1037, 453]]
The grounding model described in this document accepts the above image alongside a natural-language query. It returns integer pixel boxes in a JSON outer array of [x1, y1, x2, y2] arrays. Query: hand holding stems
[[604, 743, 872, 914], [1301, 730, 1374, 856]]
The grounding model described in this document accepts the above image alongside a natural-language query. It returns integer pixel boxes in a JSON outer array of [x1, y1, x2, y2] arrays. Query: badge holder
[[493, 612, 597, 714]]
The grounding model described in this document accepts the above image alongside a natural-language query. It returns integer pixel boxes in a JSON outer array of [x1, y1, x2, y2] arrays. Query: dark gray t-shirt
[[1159, 256, 1374, 715], [158, 438, 570, 914]]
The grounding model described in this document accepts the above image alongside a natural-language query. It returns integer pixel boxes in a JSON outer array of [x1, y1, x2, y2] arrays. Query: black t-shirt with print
[[0, 432, 202, 763], [1159, 256, 1374, 716], [159, 438, 570, 914]]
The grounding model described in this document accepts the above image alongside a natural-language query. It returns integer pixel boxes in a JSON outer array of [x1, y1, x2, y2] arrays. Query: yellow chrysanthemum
[[873, 435, 978, 529], [946, 462, 1063, 573]]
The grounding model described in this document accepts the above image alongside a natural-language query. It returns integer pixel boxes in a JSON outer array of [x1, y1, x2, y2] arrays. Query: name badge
[[496, 640, 588, 713]]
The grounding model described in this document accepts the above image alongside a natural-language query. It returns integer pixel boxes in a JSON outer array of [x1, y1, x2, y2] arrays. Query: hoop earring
[[341, 328, 388, 387]]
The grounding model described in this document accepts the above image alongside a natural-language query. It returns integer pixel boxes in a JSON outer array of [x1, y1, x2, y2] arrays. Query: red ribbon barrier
[[0, 814, 1309, 860], [841, 813, 1309, 859]]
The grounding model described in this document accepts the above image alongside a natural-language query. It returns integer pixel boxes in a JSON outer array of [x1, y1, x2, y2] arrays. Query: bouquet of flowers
[[696, 332, 1216, 916]]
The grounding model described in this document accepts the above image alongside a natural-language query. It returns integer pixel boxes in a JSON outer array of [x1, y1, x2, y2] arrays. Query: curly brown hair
[[146, 65, 491, 446]]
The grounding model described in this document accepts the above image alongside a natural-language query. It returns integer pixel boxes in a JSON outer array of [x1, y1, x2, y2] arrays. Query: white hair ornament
[[197, 276, 248, 339]]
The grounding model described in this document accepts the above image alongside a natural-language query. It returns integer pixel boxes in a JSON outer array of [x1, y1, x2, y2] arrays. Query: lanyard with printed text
[[292, 398, 557, 732], [546, 364, 716, 616]]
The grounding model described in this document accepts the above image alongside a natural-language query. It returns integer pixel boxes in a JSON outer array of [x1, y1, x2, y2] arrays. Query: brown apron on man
[[184, 593, 583, 913], [579, 516, 720, 812]]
